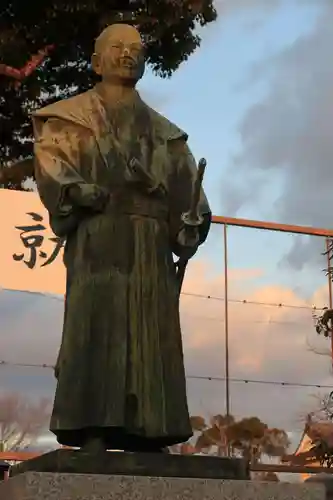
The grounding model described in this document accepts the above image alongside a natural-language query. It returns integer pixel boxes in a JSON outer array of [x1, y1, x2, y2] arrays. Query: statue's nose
[[123, 47, 130, 56]]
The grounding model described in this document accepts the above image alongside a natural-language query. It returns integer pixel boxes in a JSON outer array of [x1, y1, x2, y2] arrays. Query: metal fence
[[200, 215, 333, 421]]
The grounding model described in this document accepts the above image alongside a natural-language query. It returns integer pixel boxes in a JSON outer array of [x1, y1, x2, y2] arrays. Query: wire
[[1, 360, 332, 389], [1, 288, 326, 312], [187, 375, 333, 390], [0, 361, 53, 368], [181, 292, 325, 311]]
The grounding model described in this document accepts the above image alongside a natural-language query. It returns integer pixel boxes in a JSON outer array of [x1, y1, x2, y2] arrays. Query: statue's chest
[[108, 106, 153, 161], [86, 101, 171, 191]]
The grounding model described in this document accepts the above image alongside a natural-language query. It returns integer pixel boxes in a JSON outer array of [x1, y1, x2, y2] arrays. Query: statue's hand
[[68, 184, 109, 212], [176, 226, 200, 260]]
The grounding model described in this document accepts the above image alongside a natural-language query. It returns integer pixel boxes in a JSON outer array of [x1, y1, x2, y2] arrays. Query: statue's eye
[[131, 46, 141, 55]]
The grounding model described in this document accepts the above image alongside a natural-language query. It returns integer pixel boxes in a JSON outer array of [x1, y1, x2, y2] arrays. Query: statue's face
[[93, 24, 145, 85]]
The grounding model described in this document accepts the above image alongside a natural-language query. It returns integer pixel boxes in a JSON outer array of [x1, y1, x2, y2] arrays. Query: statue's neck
[[95, 81, 138, 108]]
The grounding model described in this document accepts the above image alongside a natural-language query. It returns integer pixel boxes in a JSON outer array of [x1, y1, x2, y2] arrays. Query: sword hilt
[[181, 211, 203, 227]]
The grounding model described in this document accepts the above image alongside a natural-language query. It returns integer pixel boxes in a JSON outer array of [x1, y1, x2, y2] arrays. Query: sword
[[176, 158, 207, 293]]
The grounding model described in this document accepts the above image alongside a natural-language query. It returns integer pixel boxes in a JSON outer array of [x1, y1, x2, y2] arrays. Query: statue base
[[3, 450, 324, 500], [1, 471, 325, 500], [8, 449, 249, 479]]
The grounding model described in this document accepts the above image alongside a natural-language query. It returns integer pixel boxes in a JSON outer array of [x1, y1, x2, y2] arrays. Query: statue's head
[[91, 24, 145, 86]]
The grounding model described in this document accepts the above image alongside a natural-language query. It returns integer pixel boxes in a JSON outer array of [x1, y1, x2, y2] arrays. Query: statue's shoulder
[[146, 105, 188, 142], [33, 90, 95, 128]]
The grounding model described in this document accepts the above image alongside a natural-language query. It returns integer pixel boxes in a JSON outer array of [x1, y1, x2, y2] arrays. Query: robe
[[32, 87, 211, 450]]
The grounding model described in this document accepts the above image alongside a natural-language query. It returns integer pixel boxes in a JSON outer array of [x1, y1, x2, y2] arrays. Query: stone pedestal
[[8, 449, 250, 480], [1, 450, 324, 500], [0, 472, 325, 500]]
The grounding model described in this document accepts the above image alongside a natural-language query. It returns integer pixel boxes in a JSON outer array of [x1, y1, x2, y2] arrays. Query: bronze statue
[[32, 23, 211, 453]]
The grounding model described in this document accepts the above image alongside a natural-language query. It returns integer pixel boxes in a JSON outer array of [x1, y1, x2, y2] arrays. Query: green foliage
[[0, 0, 217, 188]]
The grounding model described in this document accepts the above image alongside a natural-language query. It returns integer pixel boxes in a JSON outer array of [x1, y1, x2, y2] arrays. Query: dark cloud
[[0, 290, 33, 322], [5, 261, 330, 434], [0, 290, 63, 366], [0, 278, 330, 450], [222, 1, 333, 269], [0, 270, 331, 447], [0, 365, 54, 396]]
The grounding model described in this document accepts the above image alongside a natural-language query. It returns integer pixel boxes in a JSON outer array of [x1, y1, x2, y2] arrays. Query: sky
[[140, 0, 328, 296], [1, 0, 333, 463]]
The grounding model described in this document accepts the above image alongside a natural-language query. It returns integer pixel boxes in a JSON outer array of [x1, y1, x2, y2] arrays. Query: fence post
[[223, 224, 230, 455]]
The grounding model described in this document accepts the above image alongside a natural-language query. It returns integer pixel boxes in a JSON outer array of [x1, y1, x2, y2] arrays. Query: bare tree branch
[[0, 392, 51, 450]]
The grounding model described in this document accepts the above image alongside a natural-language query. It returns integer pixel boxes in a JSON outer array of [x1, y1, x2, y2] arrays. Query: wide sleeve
[[168, 138, 212, 252], [33, 117, 89, 237]]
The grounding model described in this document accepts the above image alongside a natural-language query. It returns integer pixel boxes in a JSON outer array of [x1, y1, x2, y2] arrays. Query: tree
[[193, 413, 235, 457], [0, 392, 50, 451], [0, 0, 217, 189], [172, 414, 290, 464], [308, 393, 333, 422]]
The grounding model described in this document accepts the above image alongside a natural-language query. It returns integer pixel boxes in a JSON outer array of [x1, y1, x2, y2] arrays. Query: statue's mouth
[[120, 58, 136, 68]]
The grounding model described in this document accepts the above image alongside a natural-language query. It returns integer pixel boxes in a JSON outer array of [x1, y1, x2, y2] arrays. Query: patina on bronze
[[32, 23, 211, 453]]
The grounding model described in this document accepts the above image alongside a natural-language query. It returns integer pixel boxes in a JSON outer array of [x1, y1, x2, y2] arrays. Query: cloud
[[1, 258, 332, 445], [221, 1, 333, 268], [181, 261, 332, 430]]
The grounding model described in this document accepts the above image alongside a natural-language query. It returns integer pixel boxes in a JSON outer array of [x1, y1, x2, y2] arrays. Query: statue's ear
[[91, 53, 102, 75]]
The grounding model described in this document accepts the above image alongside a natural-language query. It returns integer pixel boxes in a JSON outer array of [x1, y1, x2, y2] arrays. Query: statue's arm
[[34, 118, 86, 217], [33, 118, 108, 236], [168, 138, 212, 257]]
